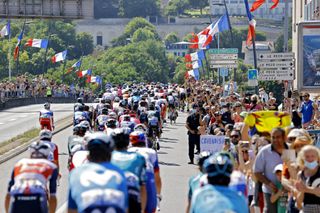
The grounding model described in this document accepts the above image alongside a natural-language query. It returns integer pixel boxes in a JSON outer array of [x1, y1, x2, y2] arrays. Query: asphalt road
[[0, 104, 74, 143], [0, 111, 198, 213]]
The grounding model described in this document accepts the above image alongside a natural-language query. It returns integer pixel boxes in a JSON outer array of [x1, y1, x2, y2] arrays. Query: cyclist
[[74, 98, 84, 112], [186, 151, 211, 213], [105, 118, 118, 136], [39, 129, 59, 168], [111, 128, 147, 213], [147, 105, 161, 150], [128, 131, 162, 213], [189, 152, 248, 213], [95, 107, 109, 131], [74, 105, 89, 126], [39, 103, 54, 131], [5, 141, 58, 213], [68, 132, 128, 213]]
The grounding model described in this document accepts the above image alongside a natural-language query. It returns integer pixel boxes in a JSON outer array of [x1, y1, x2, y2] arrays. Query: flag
[[77, 69, 92, 78], [188, 69, 200, 80], [250, 0, 265, 12], [202, 14, 231, 48], [14, 29, 24, 61], [25, 39, 48, 49], [192, 60, 202, 69], [0, 21, 10, 37], [186, 63, 193, 70], [51, 50, 67, 63], [244, 0, 256, 46], [189, 33, 199, 49], [67, 59, 82, 74], [185, 50, 205, 62], [89, 76, 102, 84], [270, 0, 279, 10]]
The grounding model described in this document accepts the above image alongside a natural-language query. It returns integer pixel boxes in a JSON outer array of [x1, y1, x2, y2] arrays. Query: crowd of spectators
[[0, 75, 94, 102], [183, 78, 320, 212]]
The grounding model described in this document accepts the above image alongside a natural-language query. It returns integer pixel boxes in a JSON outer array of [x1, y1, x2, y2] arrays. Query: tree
[[119, 0, 160, 18], [164, 0, 190, 16], [188, 0, 209, 15], [164, 32, 180, 46], [132, 28, 156, 43], [73, 32, 94, 58]]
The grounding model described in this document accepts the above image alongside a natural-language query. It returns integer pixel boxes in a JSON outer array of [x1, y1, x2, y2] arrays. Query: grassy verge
[[0, 128, 40, 155]]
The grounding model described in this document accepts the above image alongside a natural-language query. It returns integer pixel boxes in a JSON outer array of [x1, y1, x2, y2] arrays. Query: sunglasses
[[288, 137, 296, 142], [231, 135, 240, 138]]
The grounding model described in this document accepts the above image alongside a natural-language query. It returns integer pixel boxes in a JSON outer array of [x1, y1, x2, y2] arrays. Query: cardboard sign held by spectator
[[200, 135, 225, 154]]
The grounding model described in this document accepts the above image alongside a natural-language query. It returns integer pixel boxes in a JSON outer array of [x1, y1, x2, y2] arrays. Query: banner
[[302, 24, 320, 88], [200, 135, 225, 154]]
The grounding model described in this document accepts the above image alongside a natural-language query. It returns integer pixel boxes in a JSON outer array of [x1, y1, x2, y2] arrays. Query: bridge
[[0, 0, 93, 19]]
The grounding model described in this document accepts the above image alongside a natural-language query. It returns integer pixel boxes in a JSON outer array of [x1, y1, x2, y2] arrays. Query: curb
[[0, 115, 73, 164]]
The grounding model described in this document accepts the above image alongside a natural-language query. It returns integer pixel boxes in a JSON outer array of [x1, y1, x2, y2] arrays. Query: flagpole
[[42, 20, 51, 74], [8, 20, 12, 80], [252, 34, 258, 94], [16, 19, 26, 75]]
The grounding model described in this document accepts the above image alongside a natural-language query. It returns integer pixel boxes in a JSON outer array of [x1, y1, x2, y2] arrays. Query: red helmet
[[129, 131, 146, 145]]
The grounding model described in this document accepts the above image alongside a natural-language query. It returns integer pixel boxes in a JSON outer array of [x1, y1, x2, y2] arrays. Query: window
[[97, 36, 103, 46]]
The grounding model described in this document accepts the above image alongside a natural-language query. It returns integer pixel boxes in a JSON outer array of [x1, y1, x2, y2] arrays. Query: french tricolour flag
[[25, 39, 48, 49], [185, 50, 205, 62], [187, 69, 200, 81], [51, 50, 67, 63], [77, 69, 92, 78], [244, 0, 256, 46]]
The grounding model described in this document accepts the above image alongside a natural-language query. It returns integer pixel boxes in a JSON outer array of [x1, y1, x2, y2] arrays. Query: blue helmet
[[203, 152, 234, 178]]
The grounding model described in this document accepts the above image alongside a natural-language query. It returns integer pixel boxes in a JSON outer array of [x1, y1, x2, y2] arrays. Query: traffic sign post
[[208, 48, 238, 54], [257, 52, 295, 81], [210, 64, 238, 69], [209, 54, 238, 60], [208, 48, 239, 75]]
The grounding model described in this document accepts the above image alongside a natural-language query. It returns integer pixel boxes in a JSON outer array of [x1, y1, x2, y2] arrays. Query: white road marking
[[0, 123, 4, 125], [19, 114, 28, 118], [9, 118, 17, 121], [56, 201, 68, 213]]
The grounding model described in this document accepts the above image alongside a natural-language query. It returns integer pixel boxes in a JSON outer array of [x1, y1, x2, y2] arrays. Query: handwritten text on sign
[[200, 135, 225, 154]]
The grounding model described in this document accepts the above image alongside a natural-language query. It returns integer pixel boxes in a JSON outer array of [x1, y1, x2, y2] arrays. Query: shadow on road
[[159, 161, 181, 166], [159, 145, 173, 149], [157, 151, 168, 155]]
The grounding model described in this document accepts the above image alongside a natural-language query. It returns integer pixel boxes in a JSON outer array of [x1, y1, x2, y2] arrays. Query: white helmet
[[134, 124, 148, 133], [29, 141, 51, 158], [44, 102, 50, 110], [39, 129, 53, 140], [86, 132, 114, 152]]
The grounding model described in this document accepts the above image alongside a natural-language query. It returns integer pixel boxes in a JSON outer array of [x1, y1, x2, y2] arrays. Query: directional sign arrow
[[258, 61, 295, 68], [259, 53, 295, 60]]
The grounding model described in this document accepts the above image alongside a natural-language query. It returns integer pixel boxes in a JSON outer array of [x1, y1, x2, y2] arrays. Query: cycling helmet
[[106, 118, 117, 128], [44, 102, 50, 110], [78, 105, 84, 112], [119, 100, 127, 108], [114, 97, 120, 102], [101, 107, 109, 115], [134, 124, 148, 133], [109, 112, 117, 120], [111, 128, 130, 149], [29, 141, 51, 158], [86, 132, 114, 152], [79, 121, 90, 131], [129, 131, 146, 146], [39, 129, 52, 140], [77, 98, 83, 104], [203, 152, 234, 178]]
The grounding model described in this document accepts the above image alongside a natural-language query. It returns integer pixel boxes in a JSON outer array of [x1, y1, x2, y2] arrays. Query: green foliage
[[164, 0, 190, 16], [132, 28, 156, 43], [0, 20, 94, 79], [118, 0, 160, 18], [164, 32, 180, 46], [188, 0, 209, 15]]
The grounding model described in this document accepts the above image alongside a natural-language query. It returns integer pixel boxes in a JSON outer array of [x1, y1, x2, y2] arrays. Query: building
[[292, 0, 320, 91], [241, 41, 274, 65], [165, 43, 189, 57], [209, 0, 292, 20]]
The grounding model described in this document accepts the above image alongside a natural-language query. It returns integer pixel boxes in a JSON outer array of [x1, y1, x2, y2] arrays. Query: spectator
[[295, 145, 320, 212], [253, 127, 288, 213], [299, 93, 317, 129]]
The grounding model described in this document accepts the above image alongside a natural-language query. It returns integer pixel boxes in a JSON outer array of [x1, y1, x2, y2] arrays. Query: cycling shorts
[[83, 205, 125, 213], [9, 194, 48, 213], [39, 118, 52, 131]]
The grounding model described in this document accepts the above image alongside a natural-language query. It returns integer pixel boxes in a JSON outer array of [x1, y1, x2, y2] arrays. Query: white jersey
[[128, 147, 159, 173]]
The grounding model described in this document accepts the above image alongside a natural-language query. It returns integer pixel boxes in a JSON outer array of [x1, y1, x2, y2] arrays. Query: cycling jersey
[[190, 185, 248, 213], [148, 111, 159, 127], [111, 151, 147, 212], [188, 173, 203, 200], [128, 147, 159, 213], [167, 95, 175, 105], [68, 162, 128, 213], [96, 115, 108, 130], [39, 110, 54, 131], [74, 111, 89, 124], [8, 158, 58, 196], [40, 140, 59, 166]]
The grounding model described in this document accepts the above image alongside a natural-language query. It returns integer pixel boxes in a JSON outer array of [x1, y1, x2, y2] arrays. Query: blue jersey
[[188, 173, 203, 200], [111, 151, 147, 204], [68, 162, 128, 213], [190, 185, 248, 213]]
